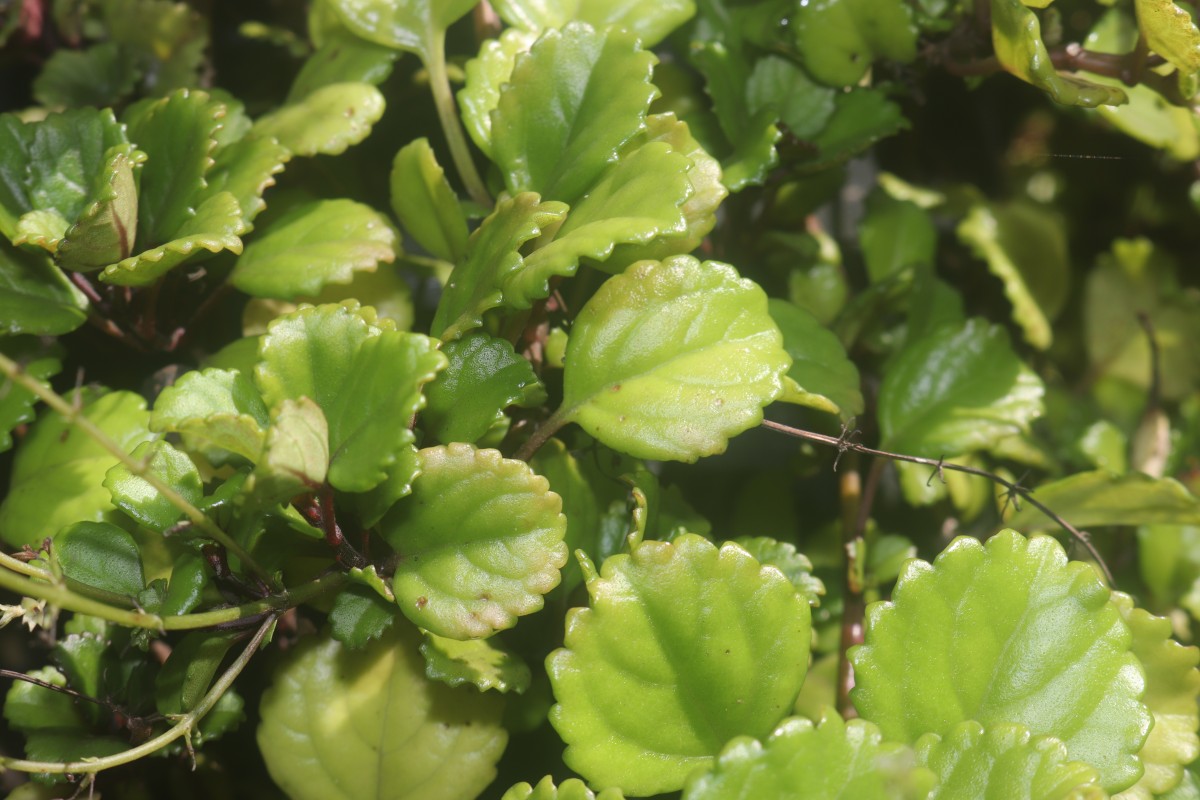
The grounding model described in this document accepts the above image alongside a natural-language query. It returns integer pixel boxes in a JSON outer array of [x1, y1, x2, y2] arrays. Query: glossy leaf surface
[[258, 625, 507, 800], [390, 138, 468, 264], [56, 143, 143, 271], [731, 536, 825, 607], [202, 134, 291, 226], [850, 530, 1151, 792], [501, 776, 625, 800], [420, 631, 531, 694], [327, 0, 478, 57], [251, 83, 385, 157], [56, 521, 145, 599], [0, 240, 87, 335], [103, 440, 202, 532], [877, 319, 1044, 458], [1135, 0, 1200, 74], [150, 368, 270, 464], [547, 535, 812, 794], [561, 256, 789, 462], [231, 199, 396, 299], [490, 23, 658, 205], [490, 0, 695, 46], [916, 721, 1104, 800], [683, 713, 934, 800], [380, 444, 567, 639]]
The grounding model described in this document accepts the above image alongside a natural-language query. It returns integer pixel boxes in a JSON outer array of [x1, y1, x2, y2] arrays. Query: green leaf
[[517, 140, 693, 284], [421, 630, 531, 694], [731, 536, 825, 607], [256, 303, 445, 492], [432, 192, 568, 340], [161, 552, 209, 616], [327, 0, 478, 57], [0, 108, 128, 240], [957, 202, 1070, 351], [798, 88, 909, 172], [122, 89, 224, 247], [329, 584, 398, 649], [793, 0, 918, 87], [0, 239, 88, 335], [56, 521, 145, 599], [0, 339, 61, 453], [251, 82, 385, 158], [501, 776, 626, 800], [150, 368, 270, 464], [1111, 592, 1200, 799], [257, 625, 507, 800], [231, 199, 397, 299], [422, 332, 544, 445], [915, 721, 1104, 800], [458, 28, 538, 158], [32, 41, 140, 108], [3, 667, 127, 763], [379, 444, 567, 639], [288, 26, 399, 102], [491, 23, 659, 205], [13, 209, 69, 253], [102, 0, 209, 93], [1136, 0, 1200, 74], [491, 0, 695, 47], [56, 144, 144, 272], [547, 535, 812, 794], [250, 397, 330, 504], [684, 713, 934, 800], [991, 0, 1127, 107], [346, 444, 421, 528], [1138, 524, 1200, 607], [859, 192, 936, 282], [155, 631, 241, 716], [390, 138, 469, 263], [689, 41, 780, 191], [1008, 471, 1200, 530], [53, 632, 107, 723], [768, 298, 863, 419], [878, 318, 1044, 458], [103, 440, 203, 532], [560, 256, 790, 462], [0, 390, 154, 548], [201, 134, 291, 226], [745, 55, 837, 140], [850, 530, 1152, 792], [99, 191, 247, 287]]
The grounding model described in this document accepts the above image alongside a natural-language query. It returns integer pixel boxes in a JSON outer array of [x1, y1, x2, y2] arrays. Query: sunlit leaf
[[793, 0, 918, 87], [491, 0, 695, 46], [560, 256, 790, 462], [684, 713, 935, 800], [420, 630, 531, 694], [379, 444, 567, 639], [878, 318, 1044, 458], [1111, 592, 1200, 799], [150, 368, 270, 464], [731, 536, 825, 606], [548, 535, 812, 794], [390, 138, 468, 263], [501, 775, 626, 800], [1135, 0, 1200, 74], [915, 721, 1104, 800], [1007, 471, 1200, 530], [202, 134, 291, 226], [258, 624, 507, 800], [250, 397, 329, 505], [0, 390, 154, 548], [850, 530, 1152, 792], [327, 0, 478, 58], [458, 28, 538, 158], [491, 23, 659, 205], [251, 82, 385, 158], [231, 199, 396, 299], [56, 144, 144, 272]]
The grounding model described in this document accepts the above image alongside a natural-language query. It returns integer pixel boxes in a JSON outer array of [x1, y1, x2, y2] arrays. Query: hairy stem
[[0, 614, 275, 775], [425, 28, 492, 208], [761, 418, 1115, 585], [0, 352, 275, 586]]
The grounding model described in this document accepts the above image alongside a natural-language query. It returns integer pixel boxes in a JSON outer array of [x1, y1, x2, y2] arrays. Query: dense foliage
[[0, 0, 1199, 798]]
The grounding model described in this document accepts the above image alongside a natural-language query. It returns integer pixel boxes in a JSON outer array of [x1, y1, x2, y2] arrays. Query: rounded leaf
[[561, 256, 789, 462], [684, 713, 935, 800], [56, 521, 145, 599], [850, 530, 1151, 792], [251, 82, 385, 157], [103, 439, 203, 532], [547, 535, 812, 794], [379, 444, 568, 639], [420, 631, 531, 694], [502, 776, 626, 800], [916, 721, 1104, 800], [258, 624, 507, 800]]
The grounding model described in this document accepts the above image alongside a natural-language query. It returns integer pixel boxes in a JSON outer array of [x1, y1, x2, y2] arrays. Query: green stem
[[0, 352, 276, 586], [0, 549, 50, 579], [0, 614, 275, 775], [0, 565, 347, 631], [425, 28, 491, 208]]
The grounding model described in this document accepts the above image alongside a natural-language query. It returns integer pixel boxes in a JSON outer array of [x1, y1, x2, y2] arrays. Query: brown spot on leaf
[[416, 596, 428, 609]]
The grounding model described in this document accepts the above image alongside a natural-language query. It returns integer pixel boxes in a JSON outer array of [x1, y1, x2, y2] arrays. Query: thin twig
[[761, 419, 1114, 584]]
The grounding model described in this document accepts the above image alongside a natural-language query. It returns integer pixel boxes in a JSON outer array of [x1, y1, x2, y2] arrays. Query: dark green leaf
[[797, 88, 909, 172], [0, 240, 88, 335], [155, 631, 241, 716], [423, 332, 544, 445], [56, 521, 145, 599], [878, 319, 1044, 458], [0, 338, 61, 453], [33, 41, 140, 109], [390, 138, 469, 263], [288, 26, 399, 102], [201, 134, 291, 226], [859, 192, 936, 283], [768, 298, 863, 419], [746, 55, 837, 140], [161, 553, 209, 616], [230, 199, 397, 299], [731, 536, 825, 607], [329, 584, 398, 649]]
